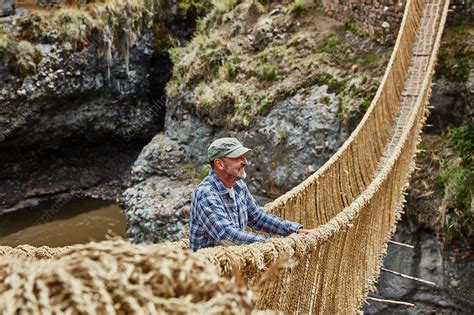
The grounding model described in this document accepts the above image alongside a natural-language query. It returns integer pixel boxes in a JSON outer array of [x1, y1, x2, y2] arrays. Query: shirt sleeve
[[244, 184, 302, 236], [195, 188, 270, 245]]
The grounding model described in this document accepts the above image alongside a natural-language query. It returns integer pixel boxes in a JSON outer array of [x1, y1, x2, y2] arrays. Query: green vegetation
[[178, 164, 211, 180], [289, 0, 320, 15], [199, 165, 212, 180], [358, 51, 384, 71], [289, 0, 308, 15], [320, 95, 331, 105], [258, 64, 277, 81], [0, 0, 150, 76], [0, 32, 42, 76], [302, 71, 374, 118], [436, 124, 473, 242], [176, 0, 213, 29], [277, 130, 288, 142], [359, 99, 371, 111], [416, 142, 427, 158], [257, 96, 271, 114], [153, 0, 212, 51], [345, 20, 365, 37], [152, 23, 175, 53], [179, 164, 196, 177], [220, 56, 240, 80], [313, 72, 345, 91], [0, 0, 211, 76], [437, 25, 474, 82], [213, 0, 238, 13], [201, 38, 228, 70], [315, 33, 339, 55], [436, 164, 473, 241], [167, 0, 389, 129], [437, 164, 472, 213], [316, 32, 387, 71], [447, 124, 473, 162]]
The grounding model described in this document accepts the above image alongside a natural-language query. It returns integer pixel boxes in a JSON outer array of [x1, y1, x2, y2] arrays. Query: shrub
[[258, 64, 277, 81], [0, 36, 42, 76], [220, 56, 240, 80], [435, 123, 473, 242], [437, 25, 474, 82], [315, 33, 340, 55], [289, 0, 311, 15], [177, 0, 213, 31], [277, 130, 288, 142], [199, 165, 211, 180], [359, 99, 371, 111], [320, 95, 331, 105], [447, 124, 473, 163], [345, 20, 365, 37], [437, 164, 472, 211], [213, 0, 238, 13], [257, 96, 271, 114], [436, 164, 473, 241], [201, 37, 229, 71]]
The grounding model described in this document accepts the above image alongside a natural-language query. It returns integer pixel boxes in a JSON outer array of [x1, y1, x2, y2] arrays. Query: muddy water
[[0, 198, 127, 247]]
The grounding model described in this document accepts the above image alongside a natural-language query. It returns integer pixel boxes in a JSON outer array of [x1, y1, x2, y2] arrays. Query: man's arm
[[195, 188, 270, 245], [244, 186, 302, 236]]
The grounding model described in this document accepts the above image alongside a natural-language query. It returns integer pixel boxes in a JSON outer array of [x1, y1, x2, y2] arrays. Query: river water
[[0, 198, 127, 247]]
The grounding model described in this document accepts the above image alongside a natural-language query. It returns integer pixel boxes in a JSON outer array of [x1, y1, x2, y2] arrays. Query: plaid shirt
[[189, 170, 302, 251]]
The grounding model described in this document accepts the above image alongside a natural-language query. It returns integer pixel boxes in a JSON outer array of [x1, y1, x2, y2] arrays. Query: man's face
[[219, 155, 248, 180]]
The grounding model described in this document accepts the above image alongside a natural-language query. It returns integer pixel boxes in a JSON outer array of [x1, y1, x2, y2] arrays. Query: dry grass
[[1, 0, 150, 76], [0, 31, 42, 76], [167, 0, 389, 130], [0, 240, 254, 314]]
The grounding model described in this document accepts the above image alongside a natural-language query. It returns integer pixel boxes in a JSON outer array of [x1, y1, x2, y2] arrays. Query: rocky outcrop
[[123, 83, 347, 242], [122, 1, 390, 243], [122, 134, 198, 243], [242, 84, 346, 196], [123, 175, 195, 243], [0, 31, 164, 214], [0, 0, 207, 214], [0, 0, 181, 216], [168, 82, 346, 194], [0, 33, 157, 151], [364, 216, 474, 314]]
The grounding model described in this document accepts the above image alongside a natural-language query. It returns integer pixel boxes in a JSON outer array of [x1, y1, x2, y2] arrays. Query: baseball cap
[[208, 137, 251, 162]]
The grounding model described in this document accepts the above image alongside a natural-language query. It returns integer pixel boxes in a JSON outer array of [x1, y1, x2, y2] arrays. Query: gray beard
[[237, 170, 247, 180]]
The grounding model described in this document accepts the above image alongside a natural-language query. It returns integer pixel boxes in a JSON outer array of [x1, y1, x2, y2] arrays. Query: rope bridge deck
[[0, 0, 450, 313]]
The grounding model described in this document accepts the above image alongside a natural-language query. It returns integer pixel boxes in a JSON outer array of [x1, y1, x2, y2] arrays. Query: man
[[189, 137, 315, 251]]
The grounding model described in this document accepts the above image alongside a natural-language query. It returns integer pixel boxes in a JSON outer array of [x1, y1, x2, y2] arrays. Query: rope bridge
[[0, 0, 449, 313]]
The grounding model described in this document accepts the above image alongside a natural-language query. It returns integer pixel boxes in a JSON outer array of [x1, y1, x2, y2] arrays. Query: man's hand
[[296, 228, 312, 235], [296, 228, 321, 241]]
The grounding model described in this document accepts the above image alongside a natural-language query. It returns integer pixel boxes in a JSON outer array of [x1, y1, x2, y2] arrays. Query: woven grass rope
[[0, 0, 450, 313]]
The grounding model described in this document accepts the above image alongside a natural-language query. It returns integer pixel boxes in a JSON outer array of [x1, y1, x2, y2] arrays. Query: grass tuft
[[257, 96, 271, 114], [435, 123, 473, 242], [289, 0, 312, 15], [437, 25, 474, 82], [258, 64, 277, 81], [447, 124, 473, 163]]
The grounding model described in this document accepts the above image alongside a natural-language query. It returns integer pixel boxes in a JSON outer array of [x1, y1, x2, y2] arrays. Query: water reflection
[[0, 198, 127, 247]]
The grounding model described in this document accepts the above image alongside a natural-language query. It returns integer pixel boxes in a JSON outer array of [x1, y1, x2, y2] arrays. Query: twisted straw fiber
[[0, 0, 449, 313], [0, 240, 254, 314]]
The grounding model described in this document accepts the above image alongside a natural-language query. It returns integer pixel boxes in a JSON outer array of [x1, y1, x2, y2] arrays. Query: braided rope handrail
[[0, 0, 450, 313]]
